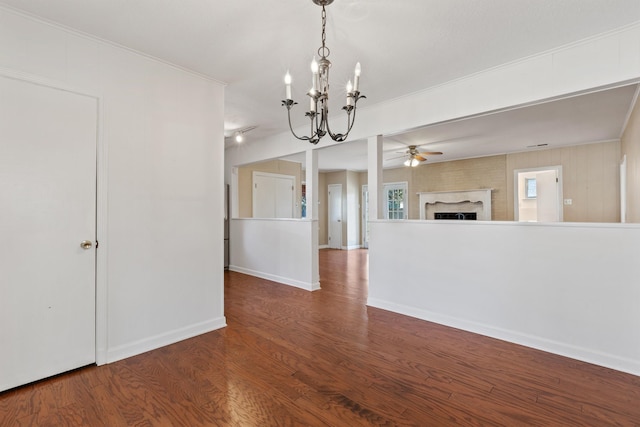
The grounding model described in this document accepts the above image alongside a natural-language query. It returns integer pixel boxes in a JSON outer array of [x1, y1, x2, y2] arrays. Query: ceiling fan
[[391, 145, 443, 167]]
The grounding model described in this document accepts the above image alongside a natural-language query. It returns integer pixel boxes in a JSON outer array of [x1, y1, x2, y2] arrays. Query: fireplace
[[434, 212, 477, 220], [418, 189, 492, 220]]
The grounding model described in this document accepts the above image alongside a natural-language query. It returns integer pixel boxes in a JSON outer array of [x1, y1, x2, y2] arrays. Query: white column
[[368, 135, 383, 220], [305, 149, 318, 220], [306, 149, 320, 289]]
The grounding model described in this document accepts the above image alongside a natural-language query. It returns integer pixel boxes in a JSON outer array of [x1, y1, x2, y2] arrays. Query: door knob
[[80, 240, 93, 250]]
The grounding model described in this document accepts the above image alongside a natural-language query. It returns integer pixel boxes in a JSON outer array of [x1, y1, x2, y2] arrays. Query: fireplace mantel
[[418, 189, 492, 220]]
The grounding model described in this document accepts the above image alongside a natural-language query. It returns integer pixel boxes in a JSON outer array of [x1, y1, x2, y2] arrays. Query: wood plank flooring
[[2, 248, 640, 425]]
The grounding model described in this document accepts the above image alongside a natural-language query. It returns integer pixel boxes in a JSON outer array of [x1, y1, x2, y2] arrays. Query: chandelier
[[282, 0, 365, 145]]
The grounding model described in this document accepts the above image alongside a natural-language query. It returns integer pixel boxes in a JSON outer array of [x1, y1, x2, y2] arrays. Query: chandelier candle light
[[282, 0, 365, 145]]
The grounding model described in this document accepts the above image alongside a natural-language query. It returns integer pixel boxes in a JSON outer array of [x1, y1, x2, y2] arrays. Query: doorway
[[0, 75, 98, 391], [328, 184, 343, 249], [514, 166, 563, 222]]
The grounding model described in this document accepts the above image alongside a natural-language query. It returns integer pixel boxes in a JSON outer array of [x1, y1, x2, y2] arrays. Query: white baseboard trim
[[367, 297, 640, 377], [319, 245, 361, 250], [341, 245, 362, 250], [105, 317, 227, 364], [229, 265, 320, 291]]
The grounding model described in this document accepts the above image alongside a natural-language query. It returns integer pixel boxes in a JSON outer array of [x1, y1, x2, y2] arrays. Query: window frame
[[383, 182, 408, 220]]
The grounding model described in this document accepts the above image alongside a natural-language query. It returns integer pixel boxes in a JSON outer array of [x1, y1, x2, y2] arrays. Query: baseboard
[[367, 297, 640, 377], [341, 245, 362, 250], [319, 245, 361, 250], [229, 265, 320, 291], [105, 317, 227, 364]]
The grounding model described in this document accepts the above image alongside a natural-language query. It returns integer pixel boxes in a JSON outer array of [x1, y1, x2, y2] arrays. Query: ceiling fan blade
[[386, 154, 407, 161], [414, 154, 427, 162], [418, 151, 443, 156]]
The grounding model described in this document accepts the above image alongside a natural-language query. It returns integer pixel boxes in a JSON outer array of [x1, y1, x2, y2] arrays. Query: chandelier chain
[[319, 5, 329, 58]]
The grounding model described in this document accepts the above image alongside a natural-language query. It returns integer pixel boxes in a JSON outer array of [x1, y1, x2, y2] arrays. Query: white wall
[[368, 220, 640, 375], [0, 7, 226, 363], [230, 219, 319, 291]]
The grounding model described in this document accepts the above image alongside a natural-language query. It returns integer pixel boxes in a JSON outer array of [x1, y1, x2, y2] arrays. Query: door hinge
[[95, 240, 99, 249], [556, 177, 559, 183]]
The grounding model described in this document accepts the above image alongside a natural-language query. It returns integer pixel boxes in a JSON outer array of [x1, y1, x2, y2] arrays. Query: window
[[301, 183, 306, 218], [525, 178, 537, 198], [384, 182, 407, 219]]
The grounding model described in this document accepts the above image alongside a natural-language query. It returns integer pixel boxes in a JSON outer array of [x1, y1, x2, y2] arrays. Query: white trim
[[619, 82, 640, 140], [328, 183, 343, 249], [0, 69, 109, 367], [621, 155, 627, 223], [513, 166, 563, 222], [341, 245, 362, 250], [229, 265, 320, 292], [369, 217, 640, 229], [0, 66, 96, 101], [106, 317, 227, 363], [368, 297, 640, 376], [383, 181, 408, 220], [95, 89, 108, 366], [319, 244, 330, 249], [361, 184, 369, 249]]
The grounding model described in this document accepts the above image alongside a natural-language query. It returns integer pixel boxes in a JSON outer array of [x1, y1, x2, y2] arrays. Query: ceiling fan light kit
[[401, 145, 443, 167], [282, 0, 365, 145], [404, 157, 421, 167]]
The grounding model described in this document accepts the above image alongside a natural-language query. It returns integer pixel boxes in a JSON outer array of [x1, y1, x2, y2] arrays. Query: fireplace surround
[[418, 189, 492, 220]]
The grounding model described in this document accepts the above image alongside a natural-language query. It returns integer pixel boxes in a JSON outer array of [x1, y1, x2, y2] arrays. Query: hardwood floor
[[2, 248, 640, 426]]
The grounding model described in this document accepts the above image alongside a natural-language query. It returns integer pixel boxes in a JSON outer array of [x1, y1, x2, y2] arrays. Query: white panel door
[[328, 184, 342, 249], [252, 172, 294, 218], [253, 174, 276, 218], [536, 170, 561, 222], [274, 176, 294, 218], [0, 76, 97, 392]]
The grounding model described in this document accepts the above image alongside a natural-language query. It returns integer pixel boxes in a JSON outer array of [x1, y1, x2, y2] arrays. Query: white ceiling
[[2, 0, 640, 144]]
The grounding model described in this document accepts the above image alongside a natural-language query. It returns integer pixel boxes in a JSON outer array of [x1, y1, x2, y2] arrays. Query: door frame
[[513, 166, 563, 222], [328, 183, 343, 249], [1, 69, 108, 366], [362, 185, 369, 249], [383, 181, 409, 220]]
